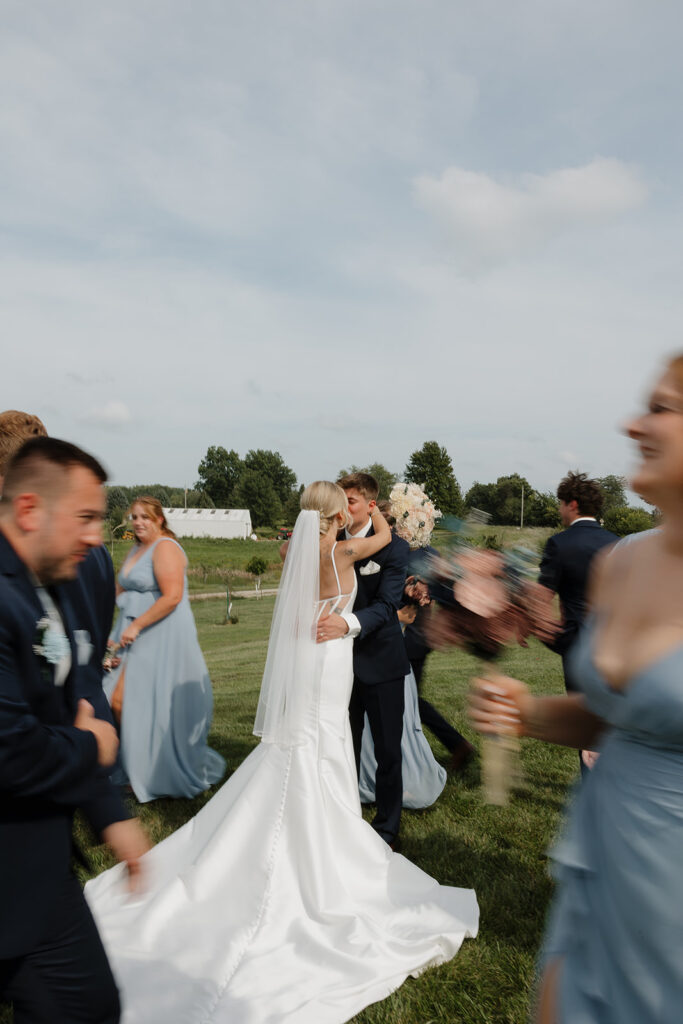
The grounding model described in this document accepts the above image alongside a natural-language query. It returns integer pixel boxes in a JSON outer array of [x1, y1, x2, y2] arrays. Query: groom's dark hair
[[337, 472, 379, 501], [557, 471, 604, 518]]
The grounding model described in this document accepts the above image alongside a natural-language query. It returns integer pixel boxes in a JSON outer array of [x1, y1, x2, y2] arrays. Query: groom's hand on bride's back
[[316, 613, 349, 642]]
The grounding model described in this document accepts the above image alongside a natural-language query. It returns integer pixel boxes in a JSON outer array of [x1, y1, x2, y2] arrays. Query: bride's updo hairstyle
[[300, 481, 350, 535]]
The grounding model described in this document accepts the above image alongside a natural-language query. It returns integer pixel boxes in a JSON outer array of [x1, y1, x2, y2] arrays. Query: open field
[[1, 592, 577, 1024], [109, 525, 557, 599]]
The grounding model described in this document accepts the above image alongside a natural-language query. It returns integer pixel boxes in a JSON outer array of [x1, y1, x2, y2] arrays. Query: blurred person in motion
[[0, 438, 148, 1024], [104, 496, 225, 802], [1, 410, 117, 726], [470, 354, 683, 1023]]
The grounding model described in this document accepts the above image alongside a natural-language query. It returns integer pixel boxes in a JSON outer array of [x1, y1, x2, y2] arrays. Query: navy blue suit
[[539, 519, 618, 669], [0, 533, 125, 1022], [347, 527, 410, 845]]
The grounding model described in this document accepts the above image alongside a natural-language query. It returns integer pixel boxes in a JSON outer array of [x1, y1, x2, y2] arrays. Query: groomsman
[[317, 473, 409, 849], [539, 471, 618, 769], [0, 438, 149, 1022], [0, 409, 116, 725]]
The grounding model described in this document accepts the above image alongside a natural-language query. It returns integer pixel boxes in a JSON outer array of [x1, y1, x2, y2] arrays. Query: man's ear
[[13, 492, 44, 533], [368, 499, 377, 513]]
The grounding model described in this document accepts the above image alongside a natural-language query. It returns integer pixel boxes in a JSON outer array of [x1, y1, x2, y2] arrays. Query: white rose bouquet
[[389, 482, 442, 550]]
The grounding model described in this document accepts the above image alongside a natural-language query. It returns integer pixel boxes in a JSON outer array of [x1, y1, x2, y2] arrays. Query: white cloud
[[80, 401, 132, 427], [414, 159, 648, 271]]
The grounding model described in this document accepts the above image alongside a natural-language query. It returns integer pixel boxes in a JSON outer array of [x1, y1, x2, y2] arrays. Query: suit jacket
[[61, 545, 117, 724], [348, 527, 410, 685], [0, 533, 128, 958], [539, 519, 618, 656]]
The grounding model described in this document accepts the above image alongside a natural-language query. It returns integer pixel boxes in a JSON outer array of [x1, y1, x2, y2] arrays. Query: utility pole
[[520, 486, 524, 528]]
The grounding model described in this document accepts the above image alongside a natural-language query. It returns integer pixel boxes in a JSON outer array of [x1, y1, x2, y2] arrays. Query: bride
[[86, 481, 478, 1024]]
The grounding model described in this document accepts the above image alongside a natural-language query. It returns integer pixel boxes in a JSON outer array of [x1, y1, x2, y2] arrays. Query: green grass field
[[2, 529, 574, 1023]]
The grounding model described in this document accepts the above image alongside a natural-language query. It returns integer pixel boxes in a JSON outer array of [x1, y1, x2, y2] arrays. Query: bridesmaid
[[105, 497, 225, 802], [470, 353, 683, 1023]]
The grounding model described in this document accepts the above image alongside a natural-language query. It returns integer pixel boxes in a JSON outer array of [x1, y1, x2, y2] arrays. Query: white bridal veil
[[253, 509, 322, 746]]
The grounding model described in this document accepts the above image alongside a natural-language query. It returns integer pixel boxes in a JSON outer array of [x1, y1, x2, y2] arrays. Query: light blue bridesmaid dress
[[358, 668, 447, 809], [104, 538, 225, 802], [541, 620, 683, 1022]]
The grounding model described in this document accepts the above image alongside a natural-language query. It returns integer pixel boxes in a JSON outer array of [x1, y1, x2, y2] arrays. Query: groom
[[318, 472, 409, 848]]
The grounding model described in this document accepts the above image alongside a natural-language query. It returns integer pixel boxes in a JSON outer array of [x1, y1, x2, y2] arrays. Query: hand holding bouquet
[[423, 523, 560, 804]]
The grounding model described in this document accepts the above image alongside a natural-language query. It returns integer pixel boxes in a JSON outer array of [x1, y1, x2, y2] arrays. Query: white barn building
[[163, 508, 253, 540]]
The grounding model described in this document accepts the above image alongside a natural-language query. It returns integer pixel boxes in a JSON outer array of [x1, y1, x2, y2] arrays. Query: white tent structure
[[163, 508, 253, 540]]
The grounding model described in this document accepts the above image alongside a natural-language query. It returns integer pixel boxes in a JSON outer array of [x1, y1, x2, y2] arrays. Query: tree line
[[106, 441, 655, 536]]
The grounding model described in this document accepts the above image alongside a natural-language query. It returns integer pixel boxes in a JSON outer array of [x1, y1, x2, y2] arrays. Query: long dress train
[[87, 538, 478, 1024]]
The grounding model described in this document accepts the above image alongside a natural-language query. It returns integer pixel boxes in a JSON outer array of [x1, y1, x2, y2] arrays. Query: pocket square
[[359, 560, 381, 576], [74, 629, 93, 666]]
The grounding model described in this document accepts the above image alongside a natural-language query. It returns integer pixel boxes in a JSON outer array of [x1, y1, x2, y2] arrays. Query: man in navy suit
[[318, 473, 409, 848], [539, 471, 618, 770], [0, 438, 149, 1023]]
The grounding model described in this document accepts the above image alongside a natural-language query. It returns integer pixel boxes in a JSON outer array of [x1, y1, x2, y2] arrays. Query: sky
[[3, 0, 683, 502]]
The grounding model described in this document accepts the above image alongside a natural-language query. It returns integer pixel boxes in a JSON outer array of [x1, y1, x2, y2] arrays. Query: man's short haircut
[[2, 437, 108, 504], [336, 472, 379, 502], [557, 471, 604, 518], [0, 410, 47, 476]]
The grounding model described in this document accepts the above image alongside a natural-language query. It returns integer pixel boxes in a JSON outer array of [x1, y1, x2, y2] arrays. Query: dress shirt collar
[[345, 517, 373, 539]]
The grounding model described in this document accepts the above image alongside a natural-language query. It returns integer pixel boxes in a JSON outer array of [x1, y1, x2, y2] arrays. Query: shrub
[[246, 556, 269, 577], [603, 506, 653, 537]]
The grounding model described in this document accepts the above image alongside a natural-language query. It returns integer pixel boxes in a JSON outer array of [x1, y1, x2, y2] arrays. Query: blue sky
[[4, 1, 683, 500]]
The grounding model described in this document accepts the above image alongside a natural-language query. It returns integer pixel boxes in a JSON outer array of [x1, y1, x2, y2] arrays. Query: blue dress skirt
[[104, 538, 225, 802], [359, 668, 446, 809]]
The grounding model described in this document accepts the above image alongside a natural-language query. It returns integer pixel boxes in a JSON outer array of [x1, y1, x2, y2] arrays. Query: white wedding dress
[[86, 523, 478, 1024]]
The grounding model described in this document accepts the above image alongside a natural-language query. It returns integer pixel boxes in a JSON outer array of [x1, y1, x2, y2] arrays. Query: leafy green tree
[[596, 474, 628, 515], [196, 446, 243, 507], [246, 555, 268, 577], [404, 441, 463, 515], [233, 469, 282, 528], [106, 485, 130, 517], [464, 482, 498, 520], [167, 489, 215, 509], [526, 490, 561, 528], [128, 484, 171, 506], [282, 484, 305, 526], [603, 506, 653, 537], [337, 463, 398, 501], [242, 449, 297, 505]]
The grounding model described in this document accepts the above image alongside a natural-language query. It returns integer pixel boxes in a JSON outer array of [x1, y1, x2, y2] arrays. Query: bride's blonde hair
[[300, 481, 350, 535]]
